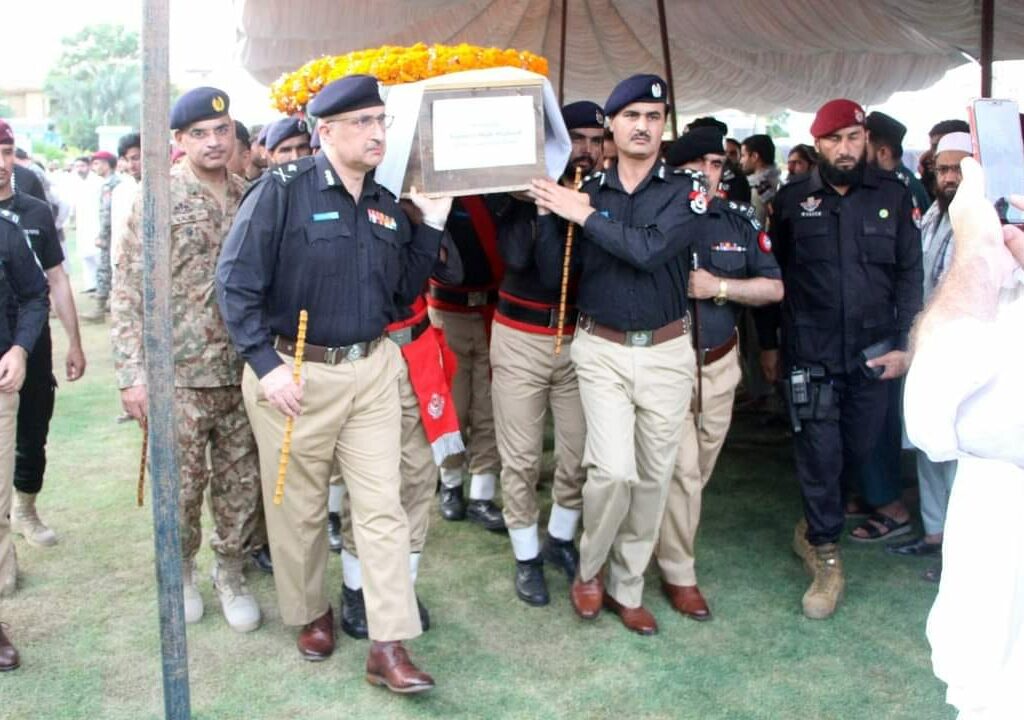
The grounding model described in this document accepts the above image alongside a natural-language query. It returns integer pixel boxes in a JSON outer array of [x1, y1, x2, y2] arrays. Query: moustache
[[630, 132, 651, 142]]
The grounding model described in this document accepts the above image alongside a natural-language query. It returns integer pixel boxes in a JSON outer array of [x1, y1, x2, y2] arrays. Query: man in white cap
[[886, 132, 973, 581]]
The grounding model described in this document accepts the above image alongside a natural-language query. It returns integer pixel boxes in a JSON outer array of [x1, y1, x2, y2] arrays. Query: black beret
[[170, 86, 230, 130], [234, 120, 251, 147], [865, 111, 907, 146], [604, 74, 668, 117], [266, 117, 310, 151], [687, 116, 728, 135], [561, 101, 605, 130], [665, 127, 726, 167], [307, 74, 383, 118], [255, 125, 268, 147]]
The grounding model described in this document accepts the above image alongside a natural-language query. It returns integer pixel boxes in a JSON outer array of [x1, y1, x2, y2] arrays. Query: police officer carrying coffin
[[0, 204, 51, 671], [655, 127, 783, 620], [490, 100, 602, 606], [760, 99, 922, 619], [217, 75, 451, 693], [529, 75, 699, 635], [265, 117, 313, 165], [0, 120, 86, 549]]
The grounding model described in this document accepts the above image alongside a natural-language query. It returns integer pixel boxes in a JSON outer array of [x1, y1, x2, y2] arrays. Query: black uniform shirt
[[536, 159, 698, 331], [435, 196, 502, 288], [768, 165, 923, 375], [0, 192, 64, 270], [216, 152, 444, 378], [496, 196, 573, 305], [12, 165, 47, 205], [0, 210, 49, 356], [691, 195, 781, 350]]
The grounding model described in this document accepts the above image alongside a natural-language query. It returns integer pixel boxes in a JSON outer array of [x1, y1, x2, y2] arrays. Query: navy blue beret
[[234, 120, 251, 147], [666, 127, 726, 167], [561, 101, 605, 130], [604, 74, 668, 117], [170, 86, 230, 130], [307, 75, 383, 118], [310, 124, 320, 150], [255, 125, 268, 147], [266, 117, 310, 151]]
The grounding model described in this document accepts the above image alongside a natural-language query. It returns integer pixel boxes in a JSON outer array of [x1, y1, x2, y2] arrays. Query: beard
[[936, 184, 958, 213], [818, 154, 866, 188]]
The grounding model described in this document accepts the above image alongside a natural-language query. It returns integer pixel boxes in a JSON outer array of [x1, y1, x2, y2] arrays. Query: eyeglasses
[[935, 164, 963, 177], [187, 123, 233, 140], [324, 113, 394, 131]]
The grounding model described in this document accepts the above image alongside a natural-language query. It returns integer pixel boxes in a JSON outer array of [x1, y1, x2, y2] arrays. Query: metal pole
[[980, 0, 994, 97], [558, 0, 569, 104], [142, 1, 191, 718], [656, 0, 678, 139]]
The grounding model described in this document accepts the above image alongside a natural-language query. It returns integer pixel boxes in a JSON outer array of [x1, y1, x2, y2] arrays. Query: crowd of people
[[0, 68, 1019, 716]]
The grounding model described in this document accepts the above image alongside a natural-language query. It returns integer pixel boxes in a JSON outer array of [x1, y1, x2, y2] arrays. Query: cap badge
[[651, 82, 663, 99], [212, 96, 226, 113], [854, 109, 865, 123], [596, 110, 604, 125]]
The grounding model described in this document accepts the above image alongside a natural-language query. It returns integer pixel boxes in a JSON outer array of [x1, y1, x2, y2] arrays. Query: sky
[[5, 0, 1024, 148]]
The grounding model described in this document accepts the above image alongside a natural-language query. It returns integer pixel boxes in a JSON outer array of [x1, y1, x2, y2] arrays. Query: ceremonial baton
[[274, 309, 308, 506], [137, 417, 148, 507], [554, 165, 584, 355], [692, 251, 704, 431]]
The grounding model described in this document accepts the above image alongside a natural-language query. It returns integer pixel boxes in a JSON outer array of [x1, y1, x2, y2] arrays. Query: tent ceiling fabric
[[236, 0, 1024, 114]]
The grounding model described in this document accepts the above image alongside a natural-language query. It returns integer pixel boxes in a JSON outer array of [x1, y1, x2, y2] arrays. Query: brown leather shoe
[[662, 582, 712, 621], [297, 607, 335, 661], [602, 593, 658, 635], [0, 623, 20, 671], [366, 641, 435, 694], [570, 572, 603, 620]]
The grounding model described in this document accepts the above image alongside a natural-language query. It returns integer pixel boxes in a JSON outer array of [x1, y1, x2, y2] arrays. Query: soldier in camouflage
[[111, 87, 262, 633], [83, 151, 119, 321]]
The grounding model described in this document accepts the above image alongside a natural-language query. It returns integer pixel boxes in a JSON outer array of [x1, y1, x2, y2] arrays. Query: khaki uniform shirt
[[111, 161, 245, 389]]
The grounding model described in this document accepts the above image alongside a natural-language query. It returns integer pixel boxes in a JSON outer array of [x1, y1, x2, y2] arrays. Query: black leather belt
[[428, 285, 497, 308], [274, 335, 382, 364], [497, 296, 578, 329], [387, 316, 431, 347]]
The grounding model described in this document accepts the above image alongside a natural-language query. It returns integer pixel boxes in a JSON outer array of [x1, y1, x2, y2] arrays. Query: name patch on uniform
[[367, 208, 397, 230], [312, 211, 340, 222], [711, 241, 745, 252]]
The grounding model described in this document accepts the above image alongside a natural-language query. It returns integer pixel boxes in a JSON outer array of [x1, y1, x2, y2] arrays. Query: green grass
[[1, 288, 953, 719]]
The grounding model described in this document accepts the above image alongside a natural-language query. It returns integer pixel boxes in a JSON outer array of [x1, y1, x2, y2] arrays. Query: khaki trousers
[[174, 386, 262, 563], [338, 361, 436, 554], [428, 308, 500, 475], [656, 346, 742, 586], [490, 321, 585, 529], [0, 391, 19, 596], [242, 341, 420, 640], [571, 329, 695, 608]]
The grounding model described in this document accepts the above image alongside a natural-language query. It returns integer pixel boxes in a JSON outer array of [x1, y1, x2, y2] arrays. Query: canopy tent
[[235, 0, 1024, 115]]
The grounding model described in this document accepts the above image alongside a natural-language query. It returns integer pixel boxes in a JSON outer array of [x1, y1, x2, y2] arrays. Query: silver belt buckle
[[627, 330, 653, 347], [388, 327, 413, 346], [323, 346, 340, 365], [467, 291, 489, 307], [346, 343, 364, 361]]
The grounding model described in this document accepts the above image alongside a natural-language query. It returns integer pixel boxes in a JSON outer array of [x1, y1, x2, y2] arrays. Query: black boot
[[417, 595, 431, 632], [249, 545, 273, 574], [514, 557, 549, 606], [466, 499, 506, 532], [340, 585, 368, 639], [439, 484, 466, 521], [327, 512, 343, 554], [541, 536, 580, 581]]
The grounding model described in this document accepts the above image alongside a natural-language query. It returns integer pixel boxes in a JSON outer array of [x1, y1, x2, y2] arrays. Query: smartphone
[[969, 98, 1024, 226]]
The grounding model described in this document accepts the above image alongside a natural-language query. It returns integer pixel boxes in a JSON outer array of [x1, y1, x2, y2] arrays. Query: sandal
[[844, 497, 871, 520], [849, 512, 912, 543]]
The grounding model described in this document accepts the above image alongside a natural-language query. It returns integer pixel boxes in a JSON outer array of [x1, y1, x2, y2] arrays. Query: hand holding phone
[[969, 98, 1024, 227]]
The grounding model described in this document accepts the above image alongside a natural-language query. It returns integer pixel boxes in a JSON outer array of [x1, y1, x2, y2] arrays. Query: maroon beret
[[92, 150, 116, 162], [810, 99, 866, 139], [0, 120, 13, 146]]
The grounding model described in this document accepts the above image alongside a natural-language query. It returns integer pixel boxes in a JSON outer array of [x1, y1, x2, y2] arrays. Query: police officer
[[655, 128, 783, 620], [761, 99, 922, 620], [265, 117, 312, 165], [686, 116, 752, 203], [427, 195, 505, 531], [217, 75, 450, 693], [113, 87, 263, 634], [0, 120, 86, 549], [866, 111, 931, 214], [530, 74, 699, 635], [0, 206, 51, 668], [489, 101, 601, 607], [82, 150, 119, 321]]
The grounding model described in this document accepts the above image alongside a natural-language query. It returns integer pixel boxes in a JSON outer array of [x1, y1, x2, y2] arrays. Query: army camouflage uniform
[[111, 161, 260, 564], [95, 173, 121, 303]]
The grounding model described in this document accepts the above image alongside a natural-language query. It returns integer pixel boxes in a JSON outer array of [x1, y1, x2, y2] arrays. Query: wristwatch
[[714, 279, 728, 306]]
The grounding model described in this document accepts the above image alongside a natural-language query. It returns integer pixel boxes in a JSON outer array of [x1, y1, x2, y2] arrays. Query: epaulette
[[722, 200, 762, 231], [581, 171, 604, 187], [893, 168, 911, 187], [0, 208, 20, 226], [268, 156, 316, 186]]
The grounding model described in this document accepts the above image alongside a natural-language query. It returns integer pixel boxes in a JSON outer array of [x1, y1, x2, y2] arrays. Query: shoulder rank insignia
[[0, 209, 19, 225], [270, 156, 315, 186], [723, 199, 760, 229], [368, 208, 398, 230]]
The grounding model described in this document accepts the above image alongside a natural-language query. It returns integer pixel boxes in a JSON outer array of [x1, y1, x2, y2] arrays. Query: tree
[[0, 96, 12, 118], [44, 24, 141, 150], [764, 110, 790, 138]]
